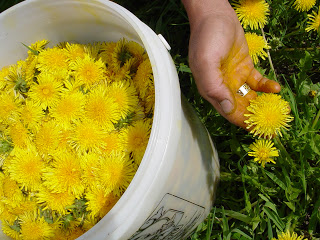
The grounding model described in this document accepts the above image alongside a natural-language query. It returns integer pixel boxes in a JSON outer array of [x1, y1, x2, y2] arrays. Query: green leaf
[[264, 170, 286, 191], [263, 207, 285, 231]]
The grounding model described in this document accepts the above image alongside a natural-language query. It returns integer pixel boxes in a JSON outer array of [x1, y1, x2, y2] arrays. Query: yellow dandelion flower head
[[82, 214, 99, 231], [67, 227, 86, 240], [293, 0, 316, 12], [50, 90, 86, 127], [70, 54, 106, 90], [57, 128, 73, 151], [245, 32, 270, 64], [85, 85, 121, 130], [233, 0, 270, 30], [248, 139, 279, 167], [106, 80, 139, 119], [123, 119, 152, 165], [98, 151, 135, 196], [306, 9, 320, 32], [126, 41, 146, 62], [133, 58, 153, 98], [64, 42, 86, 62], [0, 92, 21, 124], [9, 198, 38, 218], [8, 120, 31, 149], [43, 152, 85, 197], [244, 93, 294, 139], [0, 206, 18, 225], [34, 120, 60, 157], [86, 187, 119, 218], [272, 230, 306, 240], [84, 42, 102, 60], [24, 55, 38, 84], [5, 60, 26, 92], [144, 85, 155, 114], [111, 38, 135, 73], [0, 172, 24, 207], [0, 66, 10, 90], [70, 119, 107, 154], [1, 221, 20, 240], [28, 39, 49, 55], [28, 72, 63, 109], [6, 146, 44, 191], [99, 41, 117, 66], [19, 211, 55, 240], [100, 130, 124, 155], [36, 186, 75, 215], [19, 100, 45, 132], [37, 47, 69, 78], [80, 152, 101, 189]]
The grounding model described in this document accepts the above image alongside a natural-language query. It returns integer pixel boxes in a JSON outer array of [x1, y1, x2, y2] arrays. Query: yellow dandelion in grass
[[50, 90, 86, 128], [248, 139, 278, 167], [70, 54, 106, 90], [245, 32, 270, 64], [36, 186, 75, 215], [0, 172, 24, 207], [306, 9, 320, 32], [2, 221, 20, 240], [43, 152, 85, 198], [100, 130, 124, 155], [133, 58, 153, 98], [86, 186, 119, 218], [70, 119, 107, 154], [233, 0, 270, 30], [244, 93, 294, 139], [106, 80, 139, 119], [123, 119, 152, 165], [0, 66, 10, 90], [85, 85, 121, 130], [34, 120, 60, 157], [8, 121, 31, 149], [28, 39, 49, 55], [37, 47, 69, 78], [80, 152, 101, 189], [98, 151, 135, 196], [28, 72, 63, 109], [20, 211, 54, 240], [64, 42, 86, 62], [272, 230, 306, 240], [19, 100, 45, 132], [0, 93, 21, 124], [7, 146, 44, 191], [293, 0, 316, 12]]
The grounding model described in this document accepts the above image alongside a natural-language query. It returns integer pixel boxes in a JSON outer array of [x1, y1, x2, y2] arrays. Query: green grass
[[1, 0, 320, 239]]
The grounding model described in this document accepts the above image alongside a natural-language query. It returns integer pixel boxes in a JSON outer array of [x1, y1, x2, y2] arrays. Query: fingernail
[[220, 99, 233, 114]]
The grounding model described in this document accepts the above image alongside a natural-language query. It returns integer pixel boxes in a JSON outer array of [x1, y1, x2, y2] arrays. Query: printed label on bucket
[[129, 193, 205, 240]]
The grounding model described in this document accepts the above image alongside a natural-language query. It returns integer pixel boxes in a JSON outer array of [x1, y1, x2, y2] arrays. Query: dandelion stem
[[261, 27, 278, 83], [274, 136, 294, 167], [311, 107, 320, 130]]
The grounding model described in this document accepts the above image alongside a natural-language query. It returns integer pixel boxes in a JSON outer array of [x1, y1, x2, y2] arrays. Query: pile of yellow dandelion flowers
[[244, 93, 294, 168], [0, 38, 155, 239]]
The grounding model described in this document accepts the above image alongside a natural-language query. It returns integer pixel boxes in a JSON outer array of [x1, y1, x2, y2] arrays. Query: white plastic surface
[[0, 1, 220, 239]]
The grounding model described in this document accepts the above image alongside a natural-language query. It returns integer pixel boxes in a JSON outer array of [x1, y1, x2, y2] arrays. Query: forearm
[[181, 0, 235, 29]]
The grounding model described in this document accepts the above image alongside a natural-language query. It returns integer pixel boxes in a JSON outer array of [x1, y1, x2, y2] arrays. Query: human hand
[[182, 0, 281, 129]]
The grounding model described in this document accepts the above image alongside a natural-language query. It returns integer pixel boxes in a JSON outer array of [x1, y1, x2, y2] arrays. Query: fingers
[[246, 68, 281, 93]]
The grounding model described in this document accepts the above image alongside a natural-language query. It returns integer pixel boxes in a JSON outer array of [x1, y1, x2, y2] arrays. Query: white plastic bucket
[[0, 0, 220, 239]]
